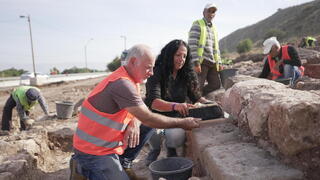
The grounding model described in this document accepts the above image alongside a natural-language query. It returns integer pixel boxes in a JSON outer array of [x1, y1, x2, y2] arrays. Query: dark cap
[[26, 88, 40, 101]]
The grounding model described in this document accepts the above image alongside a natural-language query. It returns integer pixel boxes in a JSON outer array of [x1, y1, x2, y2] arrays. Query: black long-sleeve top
[[259, 45, 302, 78], [144, 66, 201, 116]]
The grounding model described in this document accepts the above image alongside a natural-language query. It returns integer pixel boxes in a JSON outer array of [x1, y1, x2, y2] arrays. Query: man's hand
[[178, 117, 201, 130], [174, 103, 195, 117], [25, 118, 35, 130], [194, 64, 201, 73], [123, 118, 141, 148], [218, 64, 224, 71], [274, 59, 284, 72]]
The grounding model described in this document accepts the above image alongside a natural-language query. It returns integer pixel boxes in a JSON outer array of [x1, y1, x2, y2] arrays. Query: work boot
[[124, 168, 147, 180], [166, 147, 177, 157], [69, 158, 87, 180], [145, 149, 160, 167]]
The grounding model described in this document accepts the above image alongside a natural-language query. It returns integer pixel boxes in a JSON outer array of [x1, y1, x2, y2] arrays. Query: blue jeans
[[119, 124, 155, 168], [279, 64, 301, 84], [73, 149, 129, 180]]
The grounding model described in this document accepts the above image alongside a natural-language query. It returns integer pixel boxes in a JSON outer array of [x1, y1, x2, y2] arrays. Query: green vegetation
[[0, 66, 103, 78], [264, 29, 286, 41], [221, 58, 233, 65], [0, 68, 27, 77], [220, 0, 320, 52], [50, 67, 60, 75], [61, 67, 101, 74], [236, 39, 253, 54], [107, 56, 121, 72]]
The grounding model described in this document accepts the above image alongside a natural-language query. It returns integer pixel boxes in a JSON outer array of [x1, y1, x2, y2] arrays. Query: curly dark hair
[[154, 39, 201, 102]]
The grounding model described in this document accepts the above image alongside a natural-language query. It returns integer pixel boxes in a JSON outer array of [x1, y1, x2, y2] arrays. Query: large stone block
[[246, 92, 276, 137], [268, 89, 320, 155], [304, 64, 320, 79], [223, 75, 257, 90], [222, 78, 285, 120], [222, 78, 320, 156], [191, 119, 240, 176], [203, 143, 303, 180]]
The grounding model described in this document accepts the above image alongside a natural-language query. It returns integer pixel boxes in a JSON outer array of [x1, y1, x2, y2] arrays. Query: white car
[[20, 72, 49, 85]]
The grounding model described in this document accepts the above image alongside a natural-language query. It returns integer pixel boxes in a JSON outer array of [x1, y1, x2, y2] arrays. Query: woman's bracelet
[[172, 103, 177, 111]]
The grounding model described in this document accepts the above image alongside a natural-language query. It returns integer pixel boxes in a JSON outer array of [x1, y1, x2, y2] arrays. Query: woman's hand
[[173, 103, 195, 117]]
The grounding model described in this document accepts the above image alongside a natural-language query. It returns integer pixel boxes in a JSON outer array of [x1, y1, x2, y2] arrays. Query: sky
[[0, 0, 314, 74]]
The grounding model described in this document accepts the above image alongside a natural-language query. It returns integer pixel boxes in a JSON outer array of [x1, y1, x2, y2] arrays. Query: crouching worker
[[70, 44, 200, 180], [259, 36, 304, 85], [1, 86, 49, 131]]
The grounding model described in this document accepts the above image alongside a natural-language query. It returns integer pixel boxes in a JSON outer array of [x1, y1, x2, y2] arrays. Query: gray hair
[[123, 44, 151, 66]]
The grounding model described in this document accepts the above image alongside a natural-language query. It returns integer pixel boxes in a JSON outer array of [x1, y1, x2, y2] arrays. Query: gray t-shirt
[[88, 79, 144, 114]]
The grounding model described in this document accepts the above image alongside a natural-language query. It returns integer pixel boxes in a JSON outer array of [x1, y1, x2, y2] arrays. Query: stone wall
[[222, 77, 320, 155], [221, 77, 320, 178]]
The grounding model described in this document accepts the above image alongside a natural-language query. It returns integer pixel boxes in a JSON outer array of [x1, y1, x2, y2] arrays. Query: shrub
[[236, 39, 253, 54], [0, 68, 27, 77], [264, 29, 286, 41], [107, 56, 121, 72]]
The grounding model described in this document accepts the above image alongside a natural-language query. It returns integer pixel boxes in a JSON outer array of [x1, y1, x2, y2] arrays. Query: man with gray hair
[[70, 44, 200, 180], [188, 3, 223, 96], [259, 36, 304, 84]]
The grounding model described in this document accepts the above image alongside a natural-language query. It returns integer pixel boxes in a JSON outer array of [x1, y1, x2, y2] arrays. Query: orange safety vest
[[73, 66, 137, 155], [267, 45, 304, 80]]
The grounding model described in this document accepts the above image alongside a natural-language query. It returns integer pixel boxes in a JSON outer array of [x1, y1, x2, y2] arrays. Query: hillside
[[220, 0, 320, 52]]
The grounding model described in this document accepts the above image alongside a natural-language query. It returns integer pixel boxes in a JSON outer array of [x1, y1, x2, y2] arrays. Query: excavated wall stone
[[222, 78, 320, 156], [190, 119, 303, 180]]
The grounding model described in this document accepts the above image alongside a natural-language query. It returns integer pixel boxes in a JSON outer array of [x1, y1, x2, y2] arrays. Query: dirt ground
[[0, 77, 167, 180], [2, 73, 319, 179]]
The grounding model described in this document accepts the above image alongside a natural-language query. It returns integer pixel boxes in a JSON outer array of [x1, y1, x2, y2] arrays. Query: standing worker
[[1, 86, 49, 131], [71, 44, 200, 180], [188, 3, 223, 96]]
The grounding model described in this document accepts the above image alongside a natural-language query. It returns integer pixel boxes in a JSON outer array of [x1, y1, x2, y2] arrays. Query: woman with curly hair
[[119, 40, 212, 177], [143, 39, 211, 165]]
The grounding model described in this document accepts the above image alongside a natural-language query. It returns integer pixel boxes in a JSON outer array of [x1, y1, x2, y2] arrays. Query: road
[[0, 72, 109, 88]]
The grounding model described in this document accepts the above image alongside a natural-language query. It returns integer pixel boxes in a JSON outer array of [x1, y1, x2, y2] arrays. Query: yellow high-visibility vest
[[305, 36, 317, 47], [195, 19, 220, 70], [12, 86, 39, 111]]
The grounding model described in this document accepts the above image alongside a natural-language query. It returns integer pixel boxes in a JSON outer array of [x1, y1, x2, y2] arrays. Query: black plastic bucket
[[149, 157, 193, 180], [55, 101, 74, 119], [219, 68, 238, 89]]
